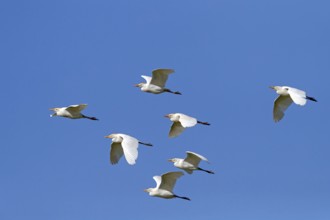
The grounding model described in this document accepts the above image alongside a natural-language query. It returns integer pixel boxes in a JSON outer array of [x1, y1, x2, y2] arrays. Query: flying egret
[[144, 171, 190, 201], [165, 113, 210, 138], [49, 104, 98, 120], [134, 68, 181, 95], [270, 86, 317, 122], [104, 133, 152, 165], [168, 151, 214, 174]]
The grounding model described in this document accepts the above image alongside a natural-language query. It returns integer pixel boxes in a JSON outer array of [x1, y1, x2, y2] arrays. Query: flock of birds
[[49, 69, 317, 201]]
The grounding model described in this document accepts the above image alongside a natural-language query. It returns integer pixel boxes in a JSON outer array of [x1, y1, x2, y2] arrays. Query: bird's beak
[[49, 108, 55, 111], [164, 114, 169, 118], [134, 84, 139, 87], [168, 159, 173, 162], [104, 135, 110, 138], [269, 86, 275, 90], [143, 189, 148, 192]]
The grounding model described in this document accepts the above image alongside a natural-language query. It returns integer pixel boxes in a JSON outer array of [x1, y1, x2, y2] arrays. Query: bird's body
[[165, 113, 210, 138], [135, 69, 181, 95], [270, 86, 317, 122], [105, 133, 152, 165], [49, 104, 98, 120], [144, 171, 190, 201], [169, 151, 214, 174]]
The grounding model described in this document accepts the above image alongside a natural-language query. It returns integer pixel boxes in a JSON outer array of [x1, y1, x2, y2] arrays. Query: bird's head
[[164, 113, 174, 119], [144, 188, 153, 193], [134, 83, 144, 88], [269, 86, 281, 91], [49, 108, 59, 117], [104, 134, 115, 139], [168, 158, 178, 163]]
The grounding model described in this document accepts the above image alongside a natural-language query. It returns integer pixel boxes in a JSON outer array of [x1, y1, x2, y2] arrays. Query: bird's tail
[[174, 195, 191, 201], [197, 121, 210, 126], [138, 141, 153, 147], [306, 96, 317, 102], [198, 167, 215, 174], [82, 115, 99, 120]]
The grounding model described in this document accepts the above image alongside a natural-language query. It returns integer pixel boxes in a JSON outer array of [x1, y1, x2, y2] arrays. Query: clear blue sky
[[1, 1, 329, 219]]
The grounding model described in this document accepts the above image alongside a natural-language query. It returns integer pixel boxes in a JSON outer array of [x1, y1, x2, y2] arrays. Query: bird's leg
[[197, 167, 215, 174], [164, 88, 182, 95], [197, 121, 210, 126], [82, 114, 99, 120], [174, 195, 191, 201], [138, 141, 153, 147], [306, 96, 317, 102]]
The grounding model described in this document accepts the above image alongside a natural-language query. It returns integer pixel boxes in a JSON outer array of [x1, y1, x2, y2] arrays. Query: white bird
[[49, 104, 98, 120], [104, 133, 152, 165], [144, 171, 190, 201], [270, 86, 317, 122], [168, 151, 214, 174], [135, 68, 181, 95], [165, 113, 210, 138]]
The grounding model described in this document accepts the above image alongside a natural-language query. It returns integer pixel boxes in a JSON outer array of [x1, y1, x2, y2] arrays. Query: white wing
[[273, 95, 293, 122], [110, 143, 124, 164], [288, 87, 307, 106], [169, 122, 185, 138], [119, 134, 139, 165], [141, 75, 152, 85], [153, 176, 162, 189], [178, 113, 197, 127], [185, 151, 208, 167], [66, 104, 87, 113], [151, 69, 174, 87], [159, 171, 184, 192]]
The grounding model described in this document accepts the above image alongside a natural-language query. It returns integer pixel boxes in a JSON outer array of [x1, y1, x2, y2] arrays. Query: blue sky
[[1, 0, 329, 219]]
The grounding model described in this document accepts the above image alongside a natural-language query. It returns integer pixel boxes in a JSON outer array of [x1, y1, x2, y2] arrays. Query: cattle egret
[[104, 133, 152, 165], [168, 151, 214, 174], [165, 113, 210, 138], [49, 104, 98, 120], [270, 86, 317, 122], [144, 171, 190, 201], [135, 68, 181, 95]]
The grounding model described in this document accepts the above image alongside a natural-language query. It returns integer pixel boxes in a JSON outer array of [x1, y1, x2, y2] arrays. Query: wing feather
[[178, 114, 197, 127], [185, 151, 208, 167], [66, 104, 87, 113], [119, 134, 139, 165], [169, 122, 185, 138], [273, 95, 293, 122], [288, 88, 307, 106], [110, 143, 124, 164], [141, 75, 152, 85], [151, 69, 174, 87], [159, 171, 184, 192]]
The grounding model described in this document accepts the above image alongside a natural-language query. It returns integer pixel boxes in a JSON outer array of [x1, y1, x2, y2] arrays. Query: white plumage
[[49, 104, 98, 120], [270, 86, 317, 122]]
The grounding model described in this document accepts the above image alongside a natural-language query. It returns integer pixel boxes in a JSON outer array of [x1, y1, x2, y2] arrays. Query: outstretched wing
[[66, 104, 87, 113], [151, 69, 174, 87], [153, 176, 162, 189], [159, 171, 184, 192], [110, 143, 124, 164], [169, 122, 185, 138], [178, 113, 197, 127], [141, 75, 152, 85], [273, 95, 293, 122], [119, 134, 139, 165], [185, 151, 208, 167], [287, 87, 307, 106]]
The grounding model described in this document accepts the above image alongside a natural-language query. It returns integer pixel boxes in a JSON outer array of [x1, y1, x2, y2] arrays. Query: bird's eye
[[285, 88, 289, 90]]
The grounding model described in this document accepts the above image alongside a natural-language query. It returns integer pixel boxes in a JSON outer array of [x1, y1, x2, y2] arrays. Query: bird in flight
[[135, 68, 181, 95], [168, 151, 214, 174], [49, 104, 98, 120], [270, 86, 317, 122], [165, 113, 210, 138], [144, 171, 190, 201], [105, 133, 152, 165]]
